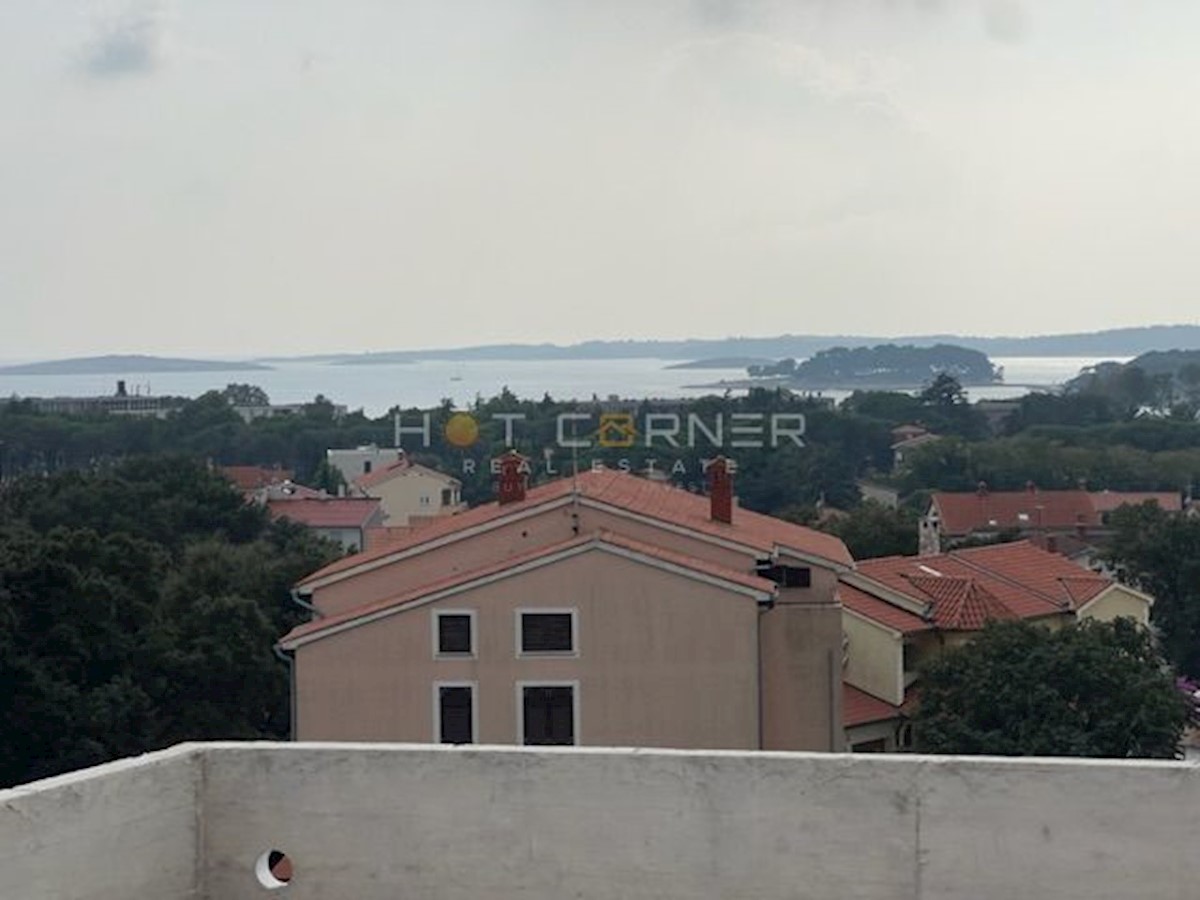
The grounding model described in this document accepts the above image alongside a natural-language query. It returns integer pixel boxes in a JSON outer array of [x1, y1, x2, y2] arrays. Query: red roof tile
[[267, 497, 381, 529], [839, 583, 930, 634], [354, 458, 459, 490], [932, 489, 1100, 535], [281, 531, 776, 648], [903, 576, 1018, 631], [854, 544, 1069, 623], [299, 468, 852, 586], [950, 540, 1110, 611], [843, 684, 903, 727], [1088, 491, 1182, 514]]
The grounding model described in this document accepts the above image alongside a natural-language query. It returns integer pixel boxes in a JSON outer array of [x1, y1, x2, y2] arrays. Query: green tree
[[0, 461, 338, 787], [817, 501, 918, 559], [915, 619, 1186, 758], [220, 383, 270, 406], [1104, 503, 1200, 676]]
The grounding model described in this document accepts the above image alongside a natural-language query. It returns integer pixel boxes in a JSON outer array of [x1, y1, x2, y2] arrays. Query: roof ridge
[[948, 547, 1070, 610]]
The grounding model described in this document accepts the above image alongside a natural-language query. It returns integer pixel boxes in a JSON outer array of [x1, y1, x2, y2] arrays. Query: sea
[[0, 356, 1121, 419]]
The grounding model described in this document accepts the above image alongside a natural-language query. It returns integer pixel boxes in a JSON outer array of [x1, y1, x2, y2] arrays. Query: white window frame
[[515, 608, 579, 658], [516, 680, 580, 747], [432, 680, 479, 745], [432, 609, 477, 659]]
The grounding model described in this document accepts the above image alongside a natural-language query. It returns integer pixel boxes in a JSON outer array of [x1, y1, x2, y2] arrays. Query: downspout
[[281, 588, 322, 742], [272, 644, 297, 742], [756, 590, 776, 751], [756, 607, 764, 750]]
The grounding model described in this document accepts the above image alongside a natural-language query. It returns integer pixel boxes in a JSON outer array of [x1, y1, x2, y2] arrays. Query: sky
[[3, 1, 1200, 359]]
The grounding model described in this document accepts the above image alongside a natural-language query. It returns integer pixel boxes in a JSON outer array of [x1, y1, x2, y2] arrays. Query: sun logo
[[444, 412, 480, 448]]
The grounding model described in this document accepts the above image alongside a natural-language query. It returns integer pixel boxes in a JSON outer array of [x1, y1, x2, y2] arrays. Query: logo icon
[[596, 413, 637, 449], [444, 412, 480, 448]]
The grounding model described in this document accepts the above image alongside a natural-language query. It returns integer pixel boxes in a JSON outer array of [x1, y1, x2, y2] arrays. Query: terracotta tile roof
[[950, 540, 1111, 611], [903, 576, 1018, 631], [1088, 491, 1182, 514], [932, 489, 1100, 535], [281, 531, 776, 648], [354, 458, 458, 490], [850, 541, 1089, 629], [843, 684, 903, 727], [267, 497, 381, 529], [299, 468, 852, 586], [220, 465, 292, 491], [839, 583, 930, 634]]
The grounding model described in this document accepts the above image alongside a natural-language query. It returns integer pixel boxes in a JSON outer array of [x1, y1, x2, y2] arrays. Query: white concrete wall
[[0, 744, 200, 900], [6, 742, 1200, 900], [200, 743, 1200, 900]]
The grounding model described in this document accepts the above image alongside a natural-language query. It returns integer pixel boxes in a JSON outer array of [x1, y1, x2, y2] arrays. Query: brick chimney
[[496, 450, 527, 505], [707, 456, 733, 524]]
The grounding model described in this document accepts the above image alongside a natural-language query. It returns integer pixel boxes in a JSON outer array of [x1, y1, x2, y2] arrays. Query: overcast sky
[[3, 1, 1199, 359]]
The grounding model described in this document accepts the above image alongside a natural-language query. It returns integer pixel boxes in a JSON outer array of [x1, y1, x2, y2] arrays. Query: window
[[441, 487, 452, 506], [434, 682, 476, 744], [363, 460, 372, 474], [519, 682, 577, 746], [518, 610, 576, 655], [420, 494, 431, 507], [433, 610, 475, 657], [754, 562, 812, 588]]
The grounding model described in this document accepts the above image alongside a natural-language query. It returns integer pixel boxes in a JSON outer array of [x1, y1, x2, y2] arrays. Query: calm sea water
[[0, 356, 1120, 418]]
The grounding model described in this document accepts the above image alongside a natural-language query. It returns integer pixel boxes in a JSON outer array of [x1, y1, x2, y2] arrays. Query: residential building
[[890, 425, 940, 472], [266, 496, 384, 553], [919, 483, 1182, 555], [325, 445, 405, 483], [278, 457, 853, 752], [839, 540, 1153, 752], [350, 453, 465, 526]]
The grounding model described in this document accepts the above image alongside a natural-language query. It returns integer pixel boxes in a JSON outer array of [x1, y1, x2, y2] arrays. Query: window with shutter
[[436, 612, 473, 656], [437, 684, 474, 744], [520, 684, 576, 746], [519, 611, 575, 654]]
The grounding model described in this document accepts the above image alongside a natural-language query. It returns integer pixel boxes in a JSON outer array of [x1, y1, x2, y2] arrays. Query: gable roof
[[932, 489, 1100, 535], [845, 540, 1111, 635], [949, 540, 1111, 610], [298, 468, 852, 588], [280, 531, 777, 650], [843, 684, 910, 728], [902, 576, 1018, 631], [1088, 490, 1182, 514], [354, 458, 460, 490], [267, 497, 382, 529], [839, 583, 930, 635]]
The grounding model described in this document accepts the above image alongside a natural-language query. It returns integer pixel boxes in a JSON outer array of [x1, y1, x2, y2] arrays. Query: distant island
[[664, 357, 775, 370], [0, 355, 272, 376], [261, 324, 1200, 365], [689, 344, 1001, 391]]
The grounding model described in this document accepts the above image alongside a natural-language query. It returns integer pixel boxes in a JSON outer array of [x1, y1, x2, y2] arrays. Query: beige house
[[347, 453, 465, 526], [278, 458, 853, 752], [839, 540, 1153, 752]]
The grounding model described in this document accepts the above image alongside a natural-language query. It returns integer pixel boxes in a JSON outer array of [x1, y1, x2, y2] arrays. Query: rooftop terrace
[[2, 742, 1198, 899]]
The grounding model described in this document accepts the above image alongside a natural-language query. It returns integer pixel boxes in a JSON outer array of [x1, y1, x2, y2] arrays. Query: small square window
[[519, 611, 575, 654], [435, 611, 474, 656]]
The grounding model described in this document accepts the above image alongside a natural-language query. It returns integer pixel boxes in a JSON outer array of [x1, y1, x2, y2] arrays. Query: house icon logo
[[596, 413, 637, 449]]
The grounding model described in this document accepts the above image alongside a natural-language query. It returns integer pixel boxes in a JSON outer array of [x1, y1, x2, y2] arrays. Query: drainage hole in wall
[[255, 849, 293, 890]]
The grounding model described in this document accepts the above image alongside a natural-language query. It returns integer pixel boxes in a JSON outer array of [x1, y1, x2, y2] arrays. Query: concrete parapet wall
[[4, 742, 1200, 899], [0, 744, 200, 900]]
